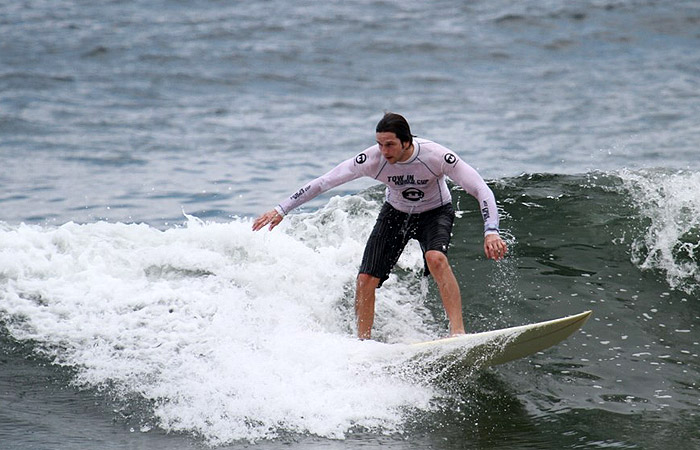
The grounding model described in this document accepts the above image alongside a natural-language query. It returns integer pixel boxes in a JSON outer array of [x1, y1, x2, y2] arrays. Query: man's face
[[376, 132, 410, 164]]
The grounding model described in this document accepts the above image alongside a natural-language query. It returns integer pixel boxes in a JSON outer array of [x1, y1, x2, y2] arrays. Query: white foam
[[0, 195, 444, 443], [619, 169, 700, 293]]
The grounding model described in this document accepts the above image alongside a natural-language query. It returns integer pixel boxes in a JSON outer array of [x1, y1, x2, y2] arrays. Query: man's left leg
[[425, 250, 465, 336]]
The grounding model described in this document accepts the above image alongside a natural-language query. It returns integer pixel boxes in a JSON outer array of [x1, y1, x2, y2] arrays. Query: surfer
[[253, 113, 507, 339]]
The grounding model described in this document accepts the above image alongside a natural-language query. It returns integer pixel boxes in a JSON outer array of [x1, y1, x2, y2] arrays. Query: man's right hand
[[252, 209, 283, 231]]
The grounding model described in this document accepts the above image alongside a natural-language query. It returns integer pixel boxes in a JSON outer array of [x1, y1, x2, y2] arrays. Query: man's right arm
[[276, 156, 365, 215], [252, 154, 367, 231]]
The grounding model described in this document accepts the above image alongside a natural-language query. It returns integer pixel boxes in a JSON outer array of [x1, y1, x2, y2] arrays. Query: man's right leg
[[355, 273, 381, 339], [356, 203, 409, 340]]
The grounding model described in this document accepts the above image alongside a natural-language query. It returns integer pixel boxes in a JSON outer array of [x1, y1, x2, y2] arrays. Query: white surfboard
[[409, 310, 592, 369]]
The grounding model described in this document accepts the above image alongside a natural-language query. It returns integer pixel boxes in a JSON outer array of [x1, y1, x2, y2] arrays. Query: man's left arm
[[444, 156, 507, 260]]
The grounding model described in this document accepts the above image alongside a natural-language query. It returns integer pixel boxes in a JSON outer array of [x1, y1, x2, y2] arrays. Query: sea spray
[[620, 169, 700, 293]]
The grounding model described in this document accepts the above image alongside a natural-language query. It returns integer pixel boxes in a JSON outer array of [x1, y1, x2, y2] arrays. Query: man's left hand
[[484, 234, 507, 260]]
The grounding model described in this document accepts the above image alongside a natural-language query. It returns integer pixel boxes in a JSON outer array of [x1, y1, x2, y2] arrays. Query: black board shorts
[[359, 202, 456, 287]]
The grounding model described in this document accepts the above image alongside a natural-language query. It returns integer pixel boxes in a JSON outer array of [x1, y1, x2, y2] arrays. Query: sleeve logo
[[444, 153, 457, 164], [355, 153, 367, 164]]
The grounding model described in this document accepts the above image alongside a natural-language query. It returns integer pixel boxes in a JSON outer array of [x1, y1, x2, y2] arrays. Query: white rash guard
[[276, 138, 500, 235]]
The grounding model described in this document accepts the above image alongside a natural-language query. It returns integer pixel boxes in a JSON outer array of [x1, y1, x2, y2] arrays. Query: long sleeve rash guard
[[276, 138, 500, 235]]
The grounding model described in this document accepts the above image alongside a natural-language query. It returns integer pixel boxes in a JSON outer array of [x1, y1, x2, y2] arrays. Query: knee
[[425, 250, 449, 271], [357, 273, 380, 290]]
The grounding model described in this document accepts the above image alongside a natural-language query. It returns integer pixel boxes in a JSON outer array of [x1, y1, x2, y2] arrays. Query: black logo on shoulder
[[355, 153, 367, 164], [402, 188, 424, 201], [444, 153, 457, 165]]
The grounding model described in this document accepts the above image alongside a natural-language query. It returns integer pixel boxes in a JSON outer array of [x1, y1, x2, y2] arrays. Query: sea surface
[[1, 0, 699, 449]]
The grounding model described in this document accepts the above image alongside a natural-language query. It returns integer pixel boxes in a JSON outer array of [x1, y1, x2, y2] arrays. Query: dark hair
[[376, 112, 413, 145]]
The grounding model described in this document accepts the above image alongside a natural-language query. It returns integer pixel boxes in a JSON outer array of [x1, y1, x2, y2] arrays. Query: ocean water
[[1, 0, 699, 449]]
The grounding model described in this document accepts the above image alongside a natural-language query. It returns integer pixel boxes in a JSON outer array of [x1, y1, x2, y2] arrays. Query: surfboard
[[409, 310, 592, 369]]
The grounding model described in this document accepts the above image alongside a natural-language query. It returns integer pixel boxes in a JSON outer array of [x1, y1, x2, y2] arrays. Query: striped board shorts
[[358, 202, 455, 287]]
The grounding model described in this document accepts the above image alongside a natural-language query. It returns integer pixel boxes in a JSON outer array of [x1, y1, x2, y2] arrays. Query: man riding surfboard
[[253, 113, 507, 339]]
